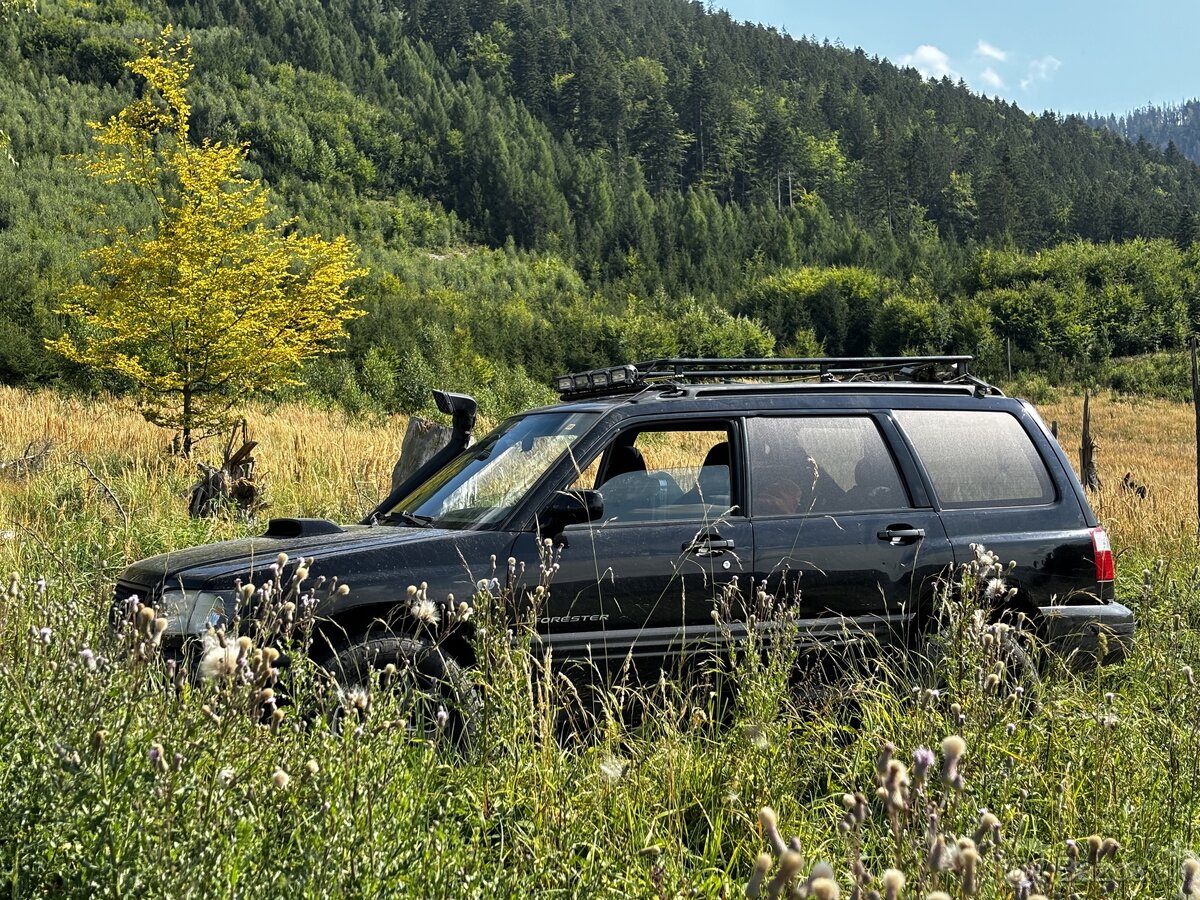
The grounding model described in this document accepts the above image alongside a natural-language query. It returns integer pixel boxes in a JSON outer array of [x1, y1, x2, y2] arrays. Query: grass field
[[0, 385, 1197, 898]]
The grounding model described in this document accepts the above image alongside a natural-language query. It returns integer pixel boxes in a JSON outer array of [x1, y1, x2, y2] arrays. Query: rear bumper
[[1038, 600, 1135, 669]]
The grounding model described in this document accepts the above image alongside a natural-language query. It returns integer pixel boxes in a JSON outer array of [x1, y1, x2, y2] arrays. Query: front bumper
[[1039, 600, 1135, 669]]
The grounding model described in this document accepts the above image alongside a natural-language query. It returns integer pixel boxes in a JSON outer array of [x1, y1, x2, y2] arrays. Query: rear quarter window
[[894, 409, 1055, 508]]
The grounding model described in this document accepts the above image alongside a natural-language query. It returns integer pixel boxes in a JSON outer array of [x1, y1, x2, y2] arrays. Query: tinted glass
[[746, 416, 908, 515], [895, 409, 1055, 508], [391, 412, 596, 528], [570, 427, 735, 522]]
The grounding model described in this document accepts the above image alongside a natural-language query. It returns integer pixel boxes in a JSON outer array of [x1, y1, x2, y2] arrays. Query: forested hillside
[[5, 0, 1200, 418], [1089, 102, 1200, 168]]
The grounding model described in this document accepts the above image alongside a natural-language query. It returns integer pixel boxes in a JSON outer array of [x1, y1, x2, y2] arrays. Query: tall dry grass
[[1039, 392, 1198, 559]]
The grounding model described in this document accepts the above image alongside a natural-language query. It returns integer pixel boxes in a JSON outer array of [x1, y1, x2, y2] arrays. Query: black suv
[[114, 357, 1133, 703]]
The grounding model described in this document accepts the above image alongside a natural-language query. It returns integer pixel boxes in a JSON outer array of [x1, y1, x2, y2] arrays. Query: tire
[[323, 636, 480, 748], [916, 626, 1042, 711]]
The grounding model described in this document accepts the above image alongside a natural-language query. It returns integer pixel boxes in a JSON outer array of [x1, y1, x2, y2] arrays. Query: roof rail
[[554, 356, 995, 399]]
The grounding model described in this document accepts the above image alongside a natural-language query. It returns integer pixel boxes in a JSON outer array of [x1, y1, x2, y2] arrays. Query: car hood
[[118, 522, 458, 590]]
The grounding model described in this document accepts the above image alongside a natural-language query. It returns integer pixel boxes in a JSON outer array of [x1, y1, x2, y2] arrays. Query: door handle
[[682, 534, 735, 553], [877, 527, 925, 544]]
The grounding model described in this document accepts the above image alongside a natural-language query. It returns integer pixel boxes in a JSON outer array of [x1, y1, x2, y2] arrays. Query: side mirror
[[541, 489, 604, 531]]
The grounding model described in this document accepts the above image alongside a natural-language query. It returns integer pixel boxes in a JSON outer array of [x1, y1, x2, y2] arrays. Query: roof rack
[[553, 356, 997, 399]]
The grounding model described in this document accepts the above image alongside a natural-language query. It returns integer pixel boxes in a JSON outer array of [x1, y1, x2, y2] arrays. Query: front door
[[513, 421, 753, 675]]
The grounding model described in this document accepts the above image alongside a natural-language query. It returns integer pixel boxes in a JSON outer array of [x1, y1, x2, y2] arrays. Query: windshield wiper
[[384, 510, 435, 528]]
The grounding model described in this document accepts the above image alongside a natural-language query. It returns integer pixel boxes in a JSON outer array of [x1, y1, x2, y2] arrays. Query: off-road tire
[[323, 636, 481, 749]]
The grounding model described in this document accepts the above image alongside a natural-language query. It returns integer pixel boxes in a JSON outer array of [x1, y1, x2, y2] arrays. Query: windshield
[[385, 411, 596, 530]]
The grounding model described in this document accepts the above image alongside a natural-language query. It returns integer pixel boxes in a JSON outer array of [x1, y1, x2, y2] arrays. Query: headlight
[[159, 590, 229, 636]]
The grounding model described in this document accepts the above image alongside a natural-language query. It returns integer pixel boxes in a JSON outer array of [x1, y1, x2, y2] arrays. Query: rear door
[[892, 407, 1098, 604], [747, 413, 954, 644]]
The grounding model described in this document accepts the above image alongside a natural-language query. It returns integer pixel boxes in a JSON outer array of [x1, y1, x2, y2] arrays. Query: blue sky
[[717, 1, 1198, 117]]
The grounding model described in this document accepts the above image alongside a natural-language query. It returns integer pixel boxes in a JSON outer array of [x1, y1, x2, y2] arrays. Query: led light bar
[[554, 365, 646, 397]]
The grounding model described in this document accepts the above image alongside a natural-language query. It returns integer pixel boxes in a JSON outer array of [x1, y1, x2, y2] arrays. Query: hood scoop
[[264, 518, 346, 539]]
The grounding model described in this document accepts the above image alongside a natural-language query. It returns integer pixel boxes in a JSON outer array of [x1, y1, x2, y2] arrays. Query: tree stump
[[0, 439, 54, 479], [391, 417, 458, 493], [189, 421, 261, 518]]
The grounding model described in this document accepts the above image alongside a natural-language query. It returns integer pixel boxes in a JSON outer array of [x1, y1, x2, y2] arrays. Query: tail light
[[1091, 526, 1115, 583]]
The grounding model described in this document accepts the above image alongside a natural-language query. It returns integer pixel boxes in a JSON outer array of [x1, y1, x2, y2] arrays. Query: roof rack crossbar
[[634, 356, 973, 382], [552, 356, 989, 400]]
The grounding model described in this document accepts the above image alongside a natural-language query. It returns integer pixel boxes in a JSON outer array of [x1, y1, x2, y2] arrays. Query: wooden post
[[1191, 336, 1200, 529], [1080, 390, 1100, 492]]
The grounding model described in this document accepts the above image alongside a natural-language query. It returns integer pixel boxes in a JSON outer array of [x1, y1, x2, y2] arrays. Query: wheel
[[916, 624, 1041, 712], [323, 636, 480, 748]]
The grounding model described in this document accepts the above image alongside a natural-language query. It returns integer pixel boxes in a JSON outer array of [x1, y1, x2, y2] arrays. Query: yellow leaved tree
[[50, 27, 365, 456]]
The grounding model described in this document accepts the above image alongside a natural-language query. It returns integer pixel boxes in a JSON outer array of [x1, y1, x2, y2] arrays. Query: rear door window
[[894, 409, 1055, 508], [746, 416, 908, 515]]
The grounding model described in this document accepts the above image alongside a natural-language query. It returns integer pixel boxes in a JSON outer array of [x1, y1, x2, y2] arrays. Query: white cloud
[[980, 67, 1005, 91], [975, 40, 1007, 62], [899, 45, 958, 81], [1020, 55, 1062, 91]]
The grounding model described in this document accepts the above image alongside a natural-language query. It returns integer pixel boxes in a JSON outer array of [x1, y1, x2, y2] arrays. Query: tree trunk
[[391, 417, 457, 493]]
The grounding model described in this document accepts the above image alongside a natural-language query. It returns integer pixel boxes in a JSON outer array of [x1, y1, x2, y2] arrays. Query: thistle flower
[[217, 767, 235, 788], [881, 869, 904, 900], [940, 735, 966, 791], [746, 853, 772, 898], [760, 807, 787, 856], [1182, 858, 1199, 897], [305, 759, 320, 777], [955, 838, 980, 895], [1086, 834, 1103, 866], [38, 626, 51, 645], [148, 742, 168, 774], [765, 850, 803, 898], [876, 741, 896, 781], [928, 835, 949, 871], [925, 894, 952, 900], [79, 647, 97, 672], [838, 793, 870, 833], [411, 598, 439, 626], [972, 811, 1001, 847], [878, 759, 910, 814], [598, 756, 628, 784], [1006, 867, 1032, 900], [199, 643, 240, 680], [912, 746, 935, 786], [806, 875, 840, 900], [272, 767, 290, 790]]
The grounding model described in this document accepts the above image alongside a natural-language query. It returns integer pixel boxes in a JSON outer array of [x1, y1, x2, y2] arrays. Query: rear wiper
[[384, 510, 435, 528]]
